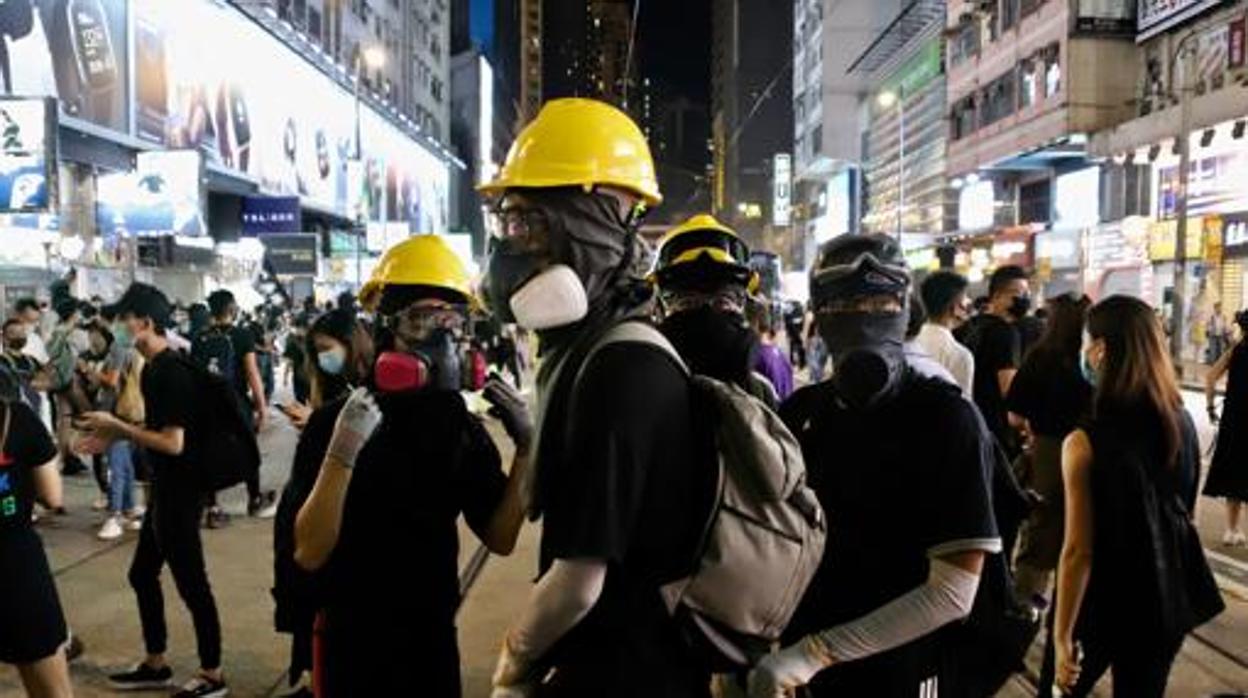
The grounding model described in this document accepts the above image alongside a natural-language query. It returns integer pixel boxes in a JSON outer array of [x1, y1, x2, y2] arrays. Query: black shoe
[[64, 632, 84, 662], [172, 675, 228, 698], [108, 662, 175, 690], [204, 508, 231, 529], [61, 456, 88, 476]]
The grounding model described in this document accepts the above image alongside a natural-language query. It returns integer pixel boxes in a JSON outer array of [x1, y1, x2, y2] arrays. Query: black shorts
[[0, 530, 67, 664]]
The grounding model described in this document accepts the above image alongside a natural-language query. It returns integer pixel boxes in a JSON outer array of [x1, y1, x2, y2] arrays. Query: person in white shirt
[[13, 298, 52, 431], [915, 271, 975, 398]]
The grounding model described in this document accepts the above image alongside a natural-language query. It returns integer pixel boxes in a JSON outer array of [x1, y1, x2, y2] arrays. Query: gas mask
[[817, 309, 908, 410], [809, 236, 912, 410], [658, 288, 755, 384], [372, 304, 487, 394], [483, 190, 638, 331]]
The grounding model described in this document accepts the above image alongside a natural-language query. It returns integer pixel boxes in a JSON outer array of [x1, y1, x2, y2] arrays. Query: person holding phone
[[288, 235, 532, 696], [278, 309, 371, 431]]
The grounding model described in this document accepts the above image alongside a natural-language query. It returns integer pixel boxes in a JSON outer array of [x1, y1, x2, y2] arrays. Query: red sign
[[1232, 18, 1246, 69]]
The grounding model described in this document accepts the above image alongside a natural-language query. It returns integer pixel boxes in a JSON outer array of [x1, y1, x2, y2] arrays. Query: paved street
[[1, 386, 1246, 697]]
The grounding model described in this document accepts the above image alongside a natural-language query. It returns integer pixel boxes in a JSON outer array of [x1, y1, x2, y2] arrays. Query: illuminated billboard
[[97, 150, 204, 237], [1, 0, 130, 132], [0, 97, 57, 212], [130, 0, 448, 231]]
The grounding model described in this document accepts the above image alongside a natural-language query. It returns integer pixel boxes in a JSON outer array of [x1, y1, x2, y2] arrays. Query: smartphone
[[67, 0, 118, 92]]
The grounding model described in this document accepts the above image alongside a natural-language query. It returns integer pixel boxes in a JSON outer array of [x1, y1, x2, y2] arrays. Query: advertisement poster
[[1076, 0, 1137, 35], [1138, 0, 1226, 41], [242, 196, 301, 235], [0, 97, 55, 212], [131, 0, 448, 232], [97, 150, 204, 237], [0, 0, 129, 132]]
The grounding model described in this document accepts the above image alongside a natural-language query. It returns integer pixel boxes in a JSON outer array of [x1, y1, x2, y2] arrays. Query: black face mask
[[484, 237, 543, 324], [1009, 295, 1032, 319], [660, 306, 756, 385], [817, 310, 908, 410]]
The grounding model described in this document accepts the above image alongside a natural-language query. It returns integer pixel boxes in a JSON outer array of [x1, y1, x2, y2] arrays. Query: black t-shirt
[[228, 325, 257, 399], [957, 314, 1020, 451], [286, 388, 506, 693], [779, 373, 1000, 688], [0, 401, 57, 533], [1006, 348, 1092, 438], [141, 348, 199, 495], [538, 343, 716, 697]]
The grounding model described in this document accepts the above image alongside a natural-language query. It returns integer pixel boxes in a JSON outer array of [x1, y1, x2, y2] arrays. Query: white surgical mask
[[508, 265, 589, 330], [317, 347, 347, 376]]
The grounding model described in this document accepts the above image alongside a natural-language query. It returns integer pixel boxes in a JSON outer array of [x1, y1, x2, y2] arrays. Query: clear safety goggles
[[810, 251, 910, 304], [661, 288, 749, 316], [384, 302, 469, 343]]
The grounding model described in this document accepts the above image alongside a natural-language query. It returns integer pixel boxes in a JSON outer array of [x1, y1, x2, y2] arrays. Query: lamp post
[[353, 46, 385, 290], [878, 88, 905, 241]]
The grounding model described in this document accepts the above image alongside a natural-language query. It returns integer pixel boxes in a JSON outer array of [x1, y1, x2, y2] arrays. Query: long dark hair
[[307, 309, 373, 407], [1028, 293, 1090, 368], [1086, 296, 1183, 466]]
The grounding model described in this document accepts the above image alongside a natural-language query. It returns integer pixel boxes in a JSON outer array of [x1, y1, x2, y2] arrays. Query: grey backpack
[[583, 322, 827, 667]]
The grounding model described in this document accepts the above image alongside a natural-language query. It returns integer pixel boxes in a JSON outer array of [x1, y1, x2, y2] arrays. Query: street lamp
[[878, 88, 905, 241], [353, 45, 385, 290]]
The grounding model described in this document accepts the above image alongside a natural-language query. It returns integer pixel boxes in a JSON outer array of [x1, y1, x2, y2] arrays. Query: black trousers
[[1038, 628, 1182, 698], [128, 489, 222, 669]]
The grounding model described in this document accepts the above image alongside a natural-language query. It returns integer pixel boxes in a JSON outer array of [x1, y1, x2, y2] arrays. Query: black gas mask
[[810, 236, 912, 410], [658, 286, 756, 385], [372, 301, 485, 394]]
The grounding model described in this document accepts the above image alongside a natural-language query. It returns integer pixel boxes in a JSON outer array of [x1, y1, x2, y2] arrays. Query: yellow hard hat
[[359, 234, 474, 311], [652, 214, 759, 293], [478, 98, 662, 207]]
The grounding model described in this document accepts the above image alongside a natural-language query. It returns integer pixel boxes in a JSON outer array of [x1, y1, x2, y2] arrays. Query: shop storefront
[[1220, 213, 1248, 314], [1, 0, 456, 304], [1034, 228, 1084, 299], [944, 226, 1037, 293], [1084, 216, 1152, 301], [1148, 216, 1224, 366]]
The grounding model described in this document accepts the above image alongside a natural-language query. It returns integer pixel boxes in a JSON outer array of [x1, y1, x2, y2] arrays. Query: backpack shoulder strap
[[575, 321, 689, 389]]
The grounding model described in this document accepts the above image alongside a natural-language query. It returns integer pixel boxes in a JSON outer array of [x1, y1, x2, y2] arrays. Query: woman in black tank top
[[1052, 296, 1221, 698]]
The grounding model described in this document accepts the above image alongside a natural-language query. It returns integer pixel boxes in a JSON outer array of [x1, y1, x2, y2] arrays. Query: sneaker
[[125, 515, 144, 532], [91, 496, 109, 511], [108, 663, 174, 691], [64, 632, 84, 662], [172, 674, 228, 698], [204, 508, 231, 529], [98, 516, 124, 541], [1234, 530, 1247, 547], [248, 491, 278, 519], [1223, 529, 1245, 546]]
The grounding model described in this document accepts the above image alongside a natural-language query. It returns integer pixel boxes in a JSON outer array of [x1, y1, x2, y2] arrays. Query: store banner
[[242, 196, 301, 235], [1076, 0, 1135, 35], [1222, 213, 1248, 254], [772, 153, 792, 227], [129, 0, 448, 232], [262, 233, 318, 276], [0, 96, 56, 212], [878, 39, 942, 100], [1231, 19, 1246, 69], [96, 150, 204, 237], [1148, 217, 1222, 261], [1138, 0, 1227, 42], [1, 0, 130, 132]]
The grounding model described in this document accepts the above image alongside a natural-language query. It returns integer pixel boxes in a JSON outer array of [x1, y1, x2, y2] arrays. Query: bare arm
[[80, 412, 184, 456], [997, 368, 1017, 399], [1055, 430, 1095, 657], [1206, 343, 1236, 410], [243, 352, 267, 422], [293, 454, 354, 571], [473, 452, 530, 555], [30, 458, 62, 509]]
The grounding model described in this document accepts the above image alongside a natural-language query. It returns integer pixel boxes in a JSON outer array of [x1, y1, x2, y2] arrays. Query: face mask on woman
[[317, 346, 347, 376]]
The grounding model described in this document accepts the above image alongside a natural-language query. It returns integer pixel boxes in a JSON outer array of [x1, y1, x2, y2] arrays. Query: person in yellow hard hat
[[282, 235, 532, 697], [482, 100, 718, 698], [650, 214, 782, 406]]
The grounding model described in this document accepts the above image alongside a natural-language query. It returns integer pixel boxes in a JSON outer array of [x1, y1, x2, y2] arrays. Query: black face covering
[[817, 310, 908, 410], [484, 189, 639, 329], [660, 306, 757, 385], [1009, 295, 1032, 319]]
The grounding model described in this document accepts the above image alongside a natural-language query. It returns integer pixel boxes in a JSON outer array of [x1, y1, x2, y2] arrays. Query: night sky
[[639, 0, 711, 104]]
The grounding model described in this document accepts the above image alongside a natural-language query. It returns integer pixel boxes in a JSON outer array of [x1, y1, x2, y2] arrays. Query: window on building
[[308, 7, 321, 43], [1001, 0, 1020, 32], [811, 125, 822, 158], [1019, 58, 1036, 109], [794, 91, 805, 121], [952, 95, 977, 140], [1044, 43, 1061, 98], [1021, 0, 1045, 18], [981, 71, 1016, 126], [431, 77, 443, 103], [949, 21, 980, 67], [1019, 179, 1052, 224]]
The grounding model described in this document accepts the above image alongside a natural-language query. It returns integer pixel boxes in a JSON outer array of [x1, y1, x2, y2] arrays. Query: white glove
[[325, 387, 382, 468], [747, 638, 830, 698]]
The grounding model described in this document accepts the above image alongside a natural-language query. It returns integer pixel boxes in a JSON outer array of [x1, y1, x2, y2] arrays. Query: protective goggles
[[660, 288, 749, 316], [810, 251, 910, 305], [491, 204, 552, 252], [381, 302, 469, 342]]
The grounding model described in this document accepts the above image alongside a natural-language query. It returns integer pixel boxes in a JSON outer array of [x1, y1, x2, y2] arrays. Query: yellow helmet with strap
[[477, 98, 662, 207], [651, 214, 759, 293], [359, 235, 474, 311]]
